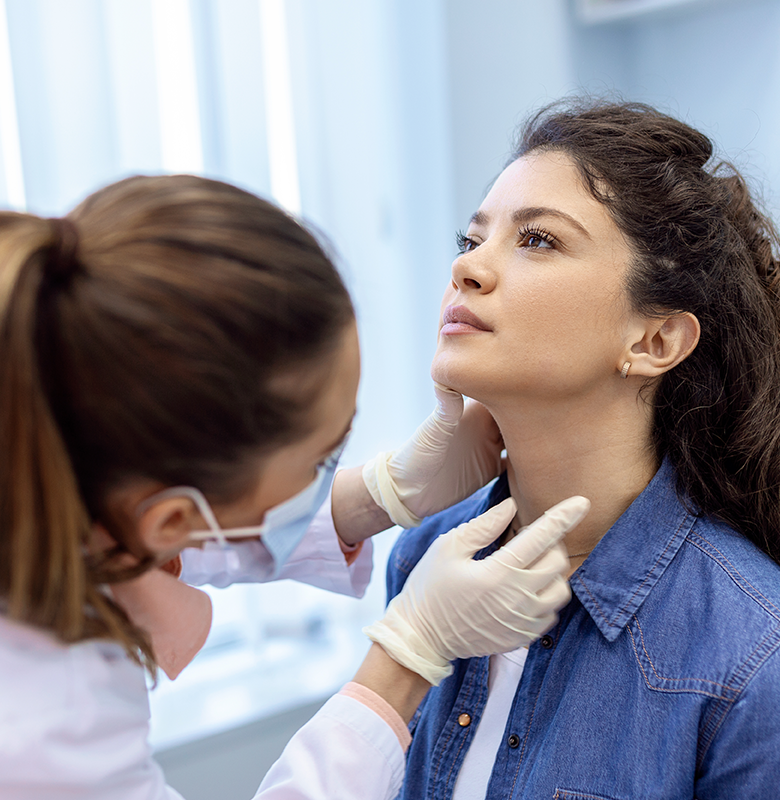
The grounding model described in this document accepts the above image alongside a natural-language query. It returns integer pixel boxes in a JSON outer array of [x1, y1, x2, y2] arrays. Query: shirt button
[[458, 713, 472, 727], [508, 733, 520, 748], [540, 634, 554, 649]]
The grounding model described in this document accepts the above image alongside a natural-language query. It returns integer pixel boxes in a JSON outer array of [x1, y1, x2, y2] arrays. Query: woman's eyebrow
[[469, 207, 591, 239]]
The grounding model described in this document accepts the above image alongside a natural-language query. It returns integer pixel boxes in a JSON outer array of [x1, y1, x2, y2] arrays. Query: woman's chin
[[431, 354, 482, 399]]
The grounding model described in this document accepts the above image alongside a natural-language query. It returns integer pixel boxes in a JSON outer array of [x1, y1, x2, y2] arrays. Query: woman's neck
[[487, 390, 658, 562]]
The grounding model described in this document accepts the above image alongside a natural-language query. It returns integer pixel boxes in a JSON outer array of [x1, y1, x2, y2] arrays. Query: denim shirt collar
[[569, 457, 696, 641], [483, 458, 696, 643]]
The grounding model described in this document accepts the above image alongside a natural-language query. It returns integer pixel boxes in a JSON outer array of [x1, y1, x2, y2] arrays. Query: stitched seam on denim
[[429, 659, 487, 798], [627, 624, 732, 700], [697, 696, 733, 772], [697, 624, 780, 766], [686, 533, 780, 622], [576, 515, 688, 633], [429, 713, 455, 797], [696, 631, 777, 765], [555, 792, 619, 800], [612, 513, 690, 627], [444, 730, 470, 795], [633, 616, 738, 691], [393, 552, 416, 577], [577, 577, 612, 628]]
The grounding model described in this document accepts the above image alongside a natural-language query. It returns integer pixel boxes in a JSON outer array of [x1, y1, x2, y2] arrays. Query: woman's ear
[[622, 312, 700, 379]]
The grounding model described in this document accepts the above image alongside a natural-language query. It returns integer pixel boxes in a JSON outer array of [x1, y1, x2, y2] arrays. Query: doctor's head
[[0, 175, 358, 662], [433, 98, 780, 562]]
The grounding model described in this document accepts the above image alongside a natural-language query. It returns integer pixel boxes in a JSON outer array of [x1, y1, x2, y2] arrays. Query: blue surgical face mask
[[140, 437, 347, 576]]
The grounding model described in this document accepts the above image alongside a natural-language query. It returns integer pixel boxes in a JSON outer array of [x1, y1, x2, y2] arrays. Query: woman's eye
[[455, 230, 479, 254], [518, 228, 555, 250]]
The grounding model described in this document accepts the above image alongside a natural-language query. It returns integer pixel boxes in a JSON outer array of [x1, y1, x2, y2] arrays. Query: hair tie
[[46, 217, 81, 284]]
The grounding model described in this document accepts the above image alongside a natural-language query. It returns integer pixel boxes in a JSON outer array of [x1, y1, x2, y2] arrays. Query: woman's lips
[[440, 305, 492, 335]]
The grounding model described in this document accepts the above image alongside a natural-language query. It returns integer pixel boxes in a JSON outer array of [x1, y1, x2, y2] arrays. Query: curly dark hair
[[511, 99, 780, 566]]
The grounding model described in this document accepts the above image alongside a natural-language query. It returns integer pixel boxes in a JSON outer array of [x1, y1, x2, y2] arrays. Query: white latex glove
[[363, 495, 590, 685], [362, 384, 503, 528]]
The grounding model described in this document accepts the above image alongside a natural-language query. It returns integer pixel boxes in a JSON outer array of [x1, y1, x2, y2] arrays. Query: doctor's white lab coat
[[0, 500, 407, 800]]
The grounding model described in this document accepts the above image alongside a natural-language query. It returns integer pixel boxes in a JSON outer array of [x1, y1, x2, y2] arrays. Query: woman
[[0, 174, 587, 800], [384, 100, 780, 799]]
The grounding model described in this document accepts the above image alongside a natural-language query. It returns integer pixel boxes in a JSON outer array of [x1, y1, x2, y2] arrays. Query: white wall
[[156, 699, 327, 799], [440, 0, 780, 221], [287, 0, 456, 464], [578, 0, 780, 214], [440, 0, 577, 228]]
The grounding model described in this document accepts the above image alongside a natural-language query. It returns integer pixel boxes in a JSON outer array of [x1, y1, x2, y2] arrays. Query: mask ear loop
[[137, 486, 230, 549]]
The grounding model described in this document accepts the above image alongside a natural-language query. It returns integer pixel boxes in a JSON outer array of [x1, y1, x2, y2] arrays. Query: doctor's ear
[[136, 495, 198, 557], [621, 312, 700, 379], [101, 483, 199, 560]]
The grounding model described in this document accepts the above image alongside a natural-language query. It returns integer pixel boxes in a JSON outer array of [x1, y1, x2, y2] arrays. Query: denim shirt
[[387, 460, 780, 799]]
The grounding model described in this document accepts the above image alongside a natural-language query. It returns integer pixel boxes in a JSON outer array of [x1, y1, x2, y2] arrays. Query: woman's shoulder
[[683, 513, 780, 613], [637, 513, 780, 698]]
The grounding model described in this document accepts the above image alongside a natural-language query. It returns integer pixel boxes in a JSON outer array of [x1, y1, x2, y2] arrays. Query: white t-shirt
[[452, 647, 529, 800]]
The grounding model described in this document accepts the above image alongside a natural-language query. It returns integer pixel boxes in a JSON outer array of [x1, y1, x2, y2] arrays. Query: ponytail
[[0, 215, 153, 667]]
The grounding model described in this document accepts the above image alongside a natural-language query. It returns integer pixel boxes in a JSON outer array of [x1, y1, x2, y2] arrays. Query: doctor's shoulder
[[0, 614, 151, 788]]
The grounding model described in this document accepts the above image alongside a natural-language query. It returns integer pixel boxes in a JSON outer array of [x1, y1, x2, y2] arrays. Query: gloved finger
[[533, 573, 572, 616], [499, 496, 590, 569], [491, 541, 570, 593], [517, 610, 560, 640], [432, 382, 464, 426], [448, 497, 517, 555]]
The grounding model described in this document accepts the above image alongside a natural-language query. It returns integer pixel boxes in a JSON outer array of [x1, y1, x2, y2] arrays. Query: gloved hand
[[363, 495, 589, 685], [362, 384, 503, 528]]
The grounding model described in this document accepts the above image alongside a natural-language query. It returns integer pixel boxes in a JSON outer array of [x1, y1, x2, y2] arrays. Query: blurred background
[[1, 0, 778, 796]]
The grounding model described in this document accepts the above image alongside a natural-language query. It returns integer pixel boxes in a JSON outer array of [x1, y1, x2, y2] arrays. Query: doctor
[[0, 174, 588, 800]]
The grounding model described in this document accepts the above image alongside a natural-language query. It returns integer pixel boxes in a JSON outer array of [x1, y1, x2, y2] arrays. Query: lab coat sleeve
[[180, 489, 373, 597], [253, 693, 405, 800]]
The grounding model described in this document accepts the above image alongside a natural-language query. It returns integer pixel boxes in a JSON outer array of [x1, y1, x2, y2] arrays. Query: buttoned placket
[[426, 657, 490, 798], [484, 610, 571, 799]]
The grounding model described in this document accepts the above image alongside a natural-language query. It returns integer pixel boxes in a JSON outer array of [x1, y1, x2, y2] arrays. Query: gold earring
[[620, 361, 631, 379]]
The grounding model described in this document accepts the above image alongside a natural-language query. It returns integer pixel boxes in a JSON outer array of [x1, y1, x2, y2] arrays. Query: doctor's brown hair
[[0, 175, 354, 667], [512, 99, 780, 566]]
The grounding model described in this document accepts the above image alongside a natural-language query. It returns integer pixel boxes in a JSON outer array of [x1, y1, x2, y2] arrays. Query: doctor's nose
[[450, 250, 497, 294]]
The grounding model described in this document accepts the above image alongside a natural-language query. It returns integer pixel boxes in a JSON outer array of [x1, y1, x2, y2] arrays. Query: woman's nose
[[450, 250, 497, 294]]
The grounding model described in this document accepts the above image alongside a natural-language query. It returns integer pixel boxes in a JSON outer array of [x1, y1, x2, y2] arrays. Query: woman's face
[[432, 150, 637, 405]]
